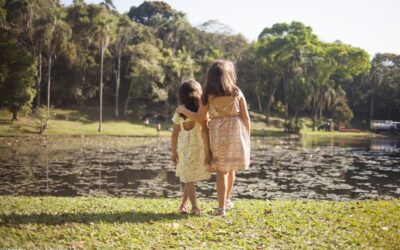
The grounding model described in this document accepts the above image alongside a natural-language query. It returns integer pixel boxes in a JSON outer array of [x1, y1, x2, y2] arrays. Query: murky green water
[[0, 136, 399, 200]]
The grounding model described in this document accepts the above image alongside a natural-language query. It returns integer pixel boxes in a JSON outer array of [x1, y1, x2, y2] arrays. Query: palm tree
[[100, 0, 115, 10], [112, 16, 134, 117], [42, 7, 71, 117], [309, 56, 336, 131], [92, 8, 116, 132]]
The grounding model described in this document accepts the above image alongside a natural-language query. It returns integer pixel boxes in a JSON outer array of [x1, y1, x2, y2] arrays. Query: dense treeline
[[0, 0, 399, 129]]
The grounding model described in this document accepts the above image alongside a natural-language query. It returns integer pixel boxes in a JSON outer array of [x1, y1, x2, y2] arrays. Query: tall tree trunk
[[115, 50, 121, 118], [123, 82, 133, 118], [312, 112, 317, 132], [98, 39, 104, 132], [318, 101, 323, 120], [12, 111, 18, 121], [295, 109, 299, 134], [47, 52, 52, 117], [369, 94, 374, 126], [264, 80, 278, 124], [312, 95, 318, 132], [256, 93, 262, 112], [37, 52, 42, 108], [283, 68, 289, 131]]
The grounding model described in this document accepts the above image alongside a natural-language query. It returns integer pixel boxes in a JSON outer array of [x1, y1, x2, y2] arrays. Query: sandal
[[179, 204, 188, 215], [191, 207, 201, 216], [215, 207, 226, 216]]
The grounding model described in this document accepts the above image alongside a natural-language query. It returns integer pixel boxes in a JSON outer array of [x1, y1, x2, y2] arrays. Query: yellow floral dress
[[172, 113, 211, 183]]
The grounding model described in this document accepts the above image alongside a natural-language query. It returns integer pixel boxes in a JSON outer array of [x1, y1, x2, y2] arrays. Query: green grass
[[300, 130, 379, 138], [0, 196, 399, 249], [0, 109, 170, 137]]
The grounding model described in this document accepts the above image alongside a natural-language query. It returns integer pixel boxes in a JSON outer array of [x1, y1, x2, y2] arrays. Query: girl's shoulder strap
[[172, 112, 183, 125]]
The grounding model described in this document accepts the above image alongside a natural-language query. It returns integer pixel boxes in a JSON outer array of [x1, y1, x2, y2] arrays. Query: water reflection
[[0, 135, 399, 200]]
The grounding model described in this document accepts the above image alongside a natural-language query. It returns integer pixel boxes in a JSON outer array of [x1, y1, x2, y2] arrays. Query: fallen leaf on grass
[[185, 223, 196, 229], [70, 240, 84, 250]]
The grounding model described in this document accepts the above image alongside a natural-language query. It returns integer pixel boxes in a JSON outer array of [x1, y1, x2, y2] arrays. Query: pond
[[0, 135, 399, 201]]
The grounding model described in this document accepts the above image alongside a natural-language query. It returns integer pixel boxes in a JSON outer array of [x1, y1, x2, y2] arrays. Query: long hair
[[201, 60, 239, 105], [178, 79, 202, 118]]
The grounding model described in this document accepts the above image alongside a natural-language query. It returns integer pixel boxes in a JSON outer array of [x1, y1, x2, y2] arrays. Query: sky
[[60, 0, 400, 57]]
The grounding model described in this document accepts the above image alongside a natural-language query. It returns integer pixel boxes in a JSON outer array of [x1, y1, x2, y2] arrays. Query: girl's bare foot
[[226, 199, 234, 210], [179, 204, 188, 214], [215, 207, 226, 216], [191, 207, 201, 216]]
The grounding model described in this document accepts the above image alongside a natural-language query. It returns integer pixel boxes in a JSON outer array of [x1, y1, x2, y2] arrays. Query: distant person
[[171, 79, 211, 215], [155, 122, 161, 136], [144, 117, 149, 127], [177, 60, 251, 216]]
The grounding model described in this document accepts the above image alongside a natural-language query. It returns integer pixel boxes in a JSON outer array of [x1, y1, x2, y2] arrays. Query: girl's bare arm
[[200, 118, 212, 165], [171, 124, 180, 164], [239, 94, 251, 134], [176, 102, 208, 123]]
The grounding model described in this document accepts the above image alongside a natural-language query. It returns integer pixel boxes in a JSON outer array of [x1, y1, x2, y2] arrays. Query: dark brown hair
[[201, 60, 239, 105], [178, 79, 202, 118]]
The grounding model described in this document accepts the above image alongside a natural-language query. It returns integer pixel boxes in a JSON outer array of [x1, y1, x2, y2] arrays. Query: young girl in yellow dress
[[177, 60, 251, 216], [171, 79, 211, 215]]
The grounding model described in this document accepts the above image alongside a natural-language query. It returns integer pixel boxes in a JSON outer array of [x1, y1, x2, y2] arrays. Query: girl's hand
[[176, 105, 186, 114], [205, 151, 215, 172], [207, 165, 216, 173], [171, 151, 179, 165]]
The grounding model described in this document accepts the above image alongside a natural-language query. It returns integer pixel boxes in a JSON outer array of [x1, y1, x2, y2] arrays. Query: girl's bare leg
[[216, 171, 229, 209], [180, 183, 189, 213], [185, 182, 198, 209], [226, 171, 235, 201], [181, 184, 189, 206]]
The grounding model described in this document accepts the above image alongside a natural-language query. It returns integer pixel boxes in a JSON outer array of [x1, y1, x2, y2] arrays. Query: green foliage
[[127, 42, 165, 101], [273, 101, 286, 115], [0, 32, 36, 120], [333, 99, 354, 127], [284, 117, 305, 133], [33, 105, 50, 134], [0, 0, 399, 126], [128, 1, 174, 24]]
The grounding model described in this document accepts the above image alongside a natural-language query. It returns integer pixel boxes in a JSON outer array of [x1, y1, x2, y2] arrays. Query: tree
[[0, 0, 5, 27], [128, 1, 173, 24], [161, 47, 198, 103], [42, 6, 71, 116], [0, 32, 36, 120], [111, 15, 135, 117], [124, 43, 165, 117], [308, 51, 336, 131], [368, 53, 400, 121], [333, 98, 353, 128], [257, 21, 319, 125], [92, 7, 116, 131], [198, 19, 235, 35], [100, 0, 115, 10], [287, 67, 312, 127], [31, 0, 60, 108]]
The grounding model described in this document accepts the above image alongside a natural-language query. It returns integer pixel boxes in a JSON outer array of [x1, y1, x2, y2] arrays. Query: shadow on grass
[[1, 211, 186, 225]]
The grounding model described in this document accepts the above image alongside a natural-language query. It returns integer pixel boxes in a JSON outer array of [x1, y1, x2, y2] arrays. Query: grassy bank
[[0, 108, 383, 138], [0, 196, 399, 249], [300, 130, 379, 138], [0, 109, 170, 137]]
